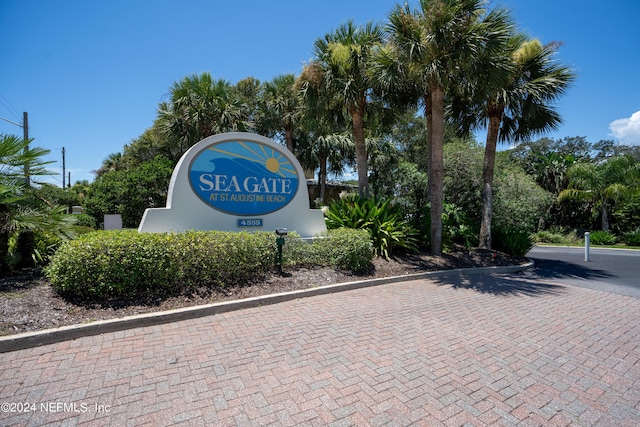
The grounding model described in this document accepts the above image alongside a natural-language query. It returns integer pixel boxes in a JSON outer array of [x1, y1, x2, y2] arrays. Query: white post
[[584, 232, 590, 262]]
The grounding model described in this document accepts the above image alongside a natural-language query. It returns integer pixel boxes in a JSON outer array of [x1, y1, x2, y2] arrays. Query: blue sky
[[1, 0, 639, 186]]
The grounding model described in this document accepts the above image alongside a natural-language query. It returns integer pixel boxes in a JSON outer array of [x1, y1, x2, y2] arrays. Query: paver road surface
[[1, 273, 639, 426]]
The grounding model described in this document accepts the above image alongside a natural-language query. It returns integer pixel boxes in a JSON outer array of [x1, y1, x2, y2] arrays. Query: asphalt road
[[523, 245, 640, 298]]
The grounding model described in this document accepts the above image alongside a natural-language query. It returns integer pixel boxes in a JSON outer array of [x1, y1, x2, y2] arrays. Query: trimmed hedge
[[45, 228, 372, 300], [283, 228, 374, 271]]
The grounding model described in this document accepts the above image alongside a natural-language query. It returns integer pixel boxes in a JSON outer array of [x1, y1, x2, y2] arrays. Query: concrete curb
[[0, 260, 533, 353]]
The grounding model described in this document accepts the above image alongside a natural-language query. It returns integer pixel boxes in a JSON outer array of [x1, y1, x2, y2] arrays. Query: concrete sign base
[[138, 132, 327, 239]]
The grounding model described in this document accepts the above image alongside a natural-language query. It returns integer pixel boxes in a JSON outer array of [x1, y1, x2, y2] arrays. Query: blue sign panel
[[189, 140, 299, 215]]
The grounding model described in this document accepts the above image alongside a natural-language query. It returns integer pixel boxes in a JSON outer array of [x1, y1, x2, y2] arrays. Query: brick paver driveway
[[1, 273, 639, 426]]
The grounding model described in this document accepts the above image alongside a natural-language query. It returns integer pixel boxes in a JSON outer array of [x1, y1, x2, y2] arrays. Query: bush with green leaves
[[531, 227, 583, 245], [47, 231, 183, 299], [74, 213, 97, 229], [312, 228, 373, 271], [623, 230, 640, 247], [588, 230, 617, 246], [612, 191, 640, 235], [442, 203, 478, 249], [492, 227, 534, 258], [531, 230, 565, 244], [280, 228, 372, 271], [84, 156, 173, 228], [46, 228, 373, 300], [493, 166, 553, 233], [324, 194, 418, 258]]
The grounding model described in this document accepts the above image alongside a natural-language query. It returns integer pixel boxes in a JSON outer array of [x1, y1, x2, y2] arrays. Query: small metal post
[[276, 236, 284, 272], [275, 228, 288, 273], [584, 232, 590, 262]]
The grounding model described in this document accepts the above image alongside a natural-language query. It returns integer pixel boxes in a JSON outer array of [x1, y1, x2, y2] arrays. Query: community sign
[[138, 132, 327, 238]]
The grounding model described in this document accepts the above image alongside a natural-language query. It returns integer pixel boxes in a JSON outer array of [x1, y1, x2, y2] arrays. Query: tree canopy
[[74, 1, 640, 254]]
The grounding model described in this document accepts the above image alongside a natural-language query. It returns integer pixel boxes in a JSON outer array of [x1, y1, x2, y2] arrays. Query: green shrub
[[32, 230, 65, 267], [46, 228, 373, 300], [588, 231, 617, 245], [623, 230, 640, 247], [46, 231, 181, 299], [493, 227, 534, 258], [281, 228, 373, 271], [324, 195, 418, 258], [531, 227, 583, 245], [74, 213, 97, 229], [313, 228, 374, 271], [531, 230, 562, 244], [442, 203, 478, 249], [172, 230, 276, 288], [493, 166, 553, 233]]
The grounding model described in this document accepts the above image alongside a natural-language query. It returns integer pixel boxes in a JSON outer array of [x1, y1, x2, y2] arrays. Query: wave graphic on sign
[[208, 142, 296, 178]]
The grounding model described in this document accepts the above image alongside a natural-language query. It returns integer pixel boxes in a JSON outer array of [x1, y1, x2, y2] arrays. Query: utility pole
[[0, 111, 30, 187], [62, 147, 66, 188], [23, 112, 29, 188]]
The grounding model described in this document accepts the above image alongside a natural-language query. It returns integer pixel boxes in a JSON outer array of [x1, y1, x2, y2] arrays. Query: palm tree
[[302, 20, 385, 197], [471, 38, 574, 248], [531, 150, 576, 195], [314, 134, 354, 203], [381, 0, 509, 255], [296, 68, 354, 204], [558, 156, 639, 232], [93, 152, 124, 177], [0, 134, 70, 272], [233, 76, 262, 130], [258, 74, 301, 154], [157, 73, 248, 161]]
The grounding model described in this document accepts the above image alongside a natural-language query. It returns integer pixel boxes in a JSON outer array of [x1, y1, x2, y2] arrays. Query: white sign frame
[[138, 132, 327, 238]]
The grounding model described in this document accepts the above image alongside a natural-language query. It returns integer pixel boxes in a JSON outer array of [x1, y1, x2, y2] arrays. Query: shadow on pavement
[[431, 256, 619, 297], [432, 273, 565, 297], [525, 257, 615, 282]]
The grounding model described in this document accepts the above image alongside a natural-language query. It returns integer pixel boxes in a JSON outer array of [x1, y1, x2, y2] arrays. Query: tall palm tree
[[458, 36, 575, 248], [303, 20, 385, 197], [157, 73, 248, 161], [258, 74, 301, 154], [381, 0, 509, 255], [296, 68, 353, 204], [558, 156, 639, 232]]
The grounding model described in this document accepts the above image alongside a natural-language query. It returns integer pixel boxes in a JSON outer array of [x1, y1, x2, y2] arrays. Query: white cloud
[[609, 111, 640, 146]]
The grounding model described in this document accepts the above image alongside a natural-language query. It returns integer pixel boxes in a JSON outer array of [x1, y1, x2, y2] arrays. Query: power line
[[0, 92, 21, 121]]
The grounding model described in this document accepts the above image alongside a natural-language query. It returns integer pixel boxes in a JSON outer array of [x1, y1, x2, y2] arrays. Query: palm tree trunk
[[319, 155, 328, 204], [601, 200, 609, 232], [350, 100, 368, 197], [285, 124, 294, 154], [423, 95, 433, 204], [429, 82, 445, 256], [479, 105, 503, 249]]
